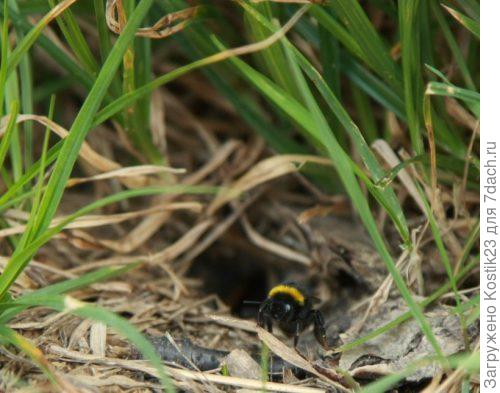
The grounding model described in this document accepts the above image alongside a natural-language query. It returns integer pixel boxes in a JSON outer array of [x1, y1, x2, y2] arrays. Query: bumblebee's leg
[[313, 310, 328, 349], [266, 318, 273, 333], [257, 300, 274, 333], [293, 322, 301, 349], [257, 300, 270, 327]]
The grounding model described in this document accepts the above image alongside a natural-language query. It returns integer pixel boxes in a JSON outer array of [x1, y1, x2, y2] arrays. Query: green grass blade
[[6, 0, 78, 77], [0, 141, 62, 210], [310, 6, 364, 61], [399, 0, 424, 155], [0, 101, 19, 170], [426, 81, 479, 117], [431, 1, 476, 90], [223, 33, 442, 357], [341, 55, 406, 120], [244, 3, 302, 100], [240, 2, 410, 243], [0, 263, 141, 323], [442, 4, 479, 39], [327, 0, 402, 92], [5, 295, 174, 392], [0, 185, 215, 297], [4, 5, 94, 90], [17, 95, 55, 250], [28, 0, 154, 241], [0, 325, 60, 388], [0, 0, 10, 115], [48, 0, 99, 74]]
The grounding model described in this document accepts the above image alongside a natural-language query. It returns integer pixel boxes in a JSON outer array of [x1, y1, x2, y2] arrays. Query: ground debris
[[340, 298, 478, 383]]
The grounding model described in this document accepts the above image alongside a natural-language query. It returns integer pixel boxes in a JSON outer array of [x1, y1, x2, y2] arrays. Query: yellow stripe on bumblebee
[[268, 285, 305, 305]]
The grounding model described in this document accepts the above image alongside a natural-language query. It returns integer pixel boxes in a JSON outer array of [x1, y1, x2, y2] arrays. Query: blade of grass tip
[[442, 4, 479, 39], [430, 1, 476, 91], [0, 101, 19, 170], [7, 295, 175, 392], [375, 154, 427, 188], [0, 185, 216, 297], [425, 81, 479, 118], [279, 33, 442, 358], [336, 259, 478, 352], [5, 0, 79, 78], [27, 0, 154, 245], [399, 0, 424, 155], [17, 95, 56, 250], [0, 325, 61, 389], [0, 262, 141, 323]]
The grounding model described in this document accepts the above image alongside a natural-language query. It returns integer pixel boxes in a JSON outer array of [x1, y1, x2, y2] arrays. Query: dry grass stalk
[[106, 0, 200, 38], [48, 345, 326, 393]]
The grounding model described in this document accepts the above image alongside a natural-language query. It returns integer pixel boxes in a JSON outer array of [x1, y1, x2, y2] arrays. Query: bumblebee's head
[[269, 300, 293, 321]]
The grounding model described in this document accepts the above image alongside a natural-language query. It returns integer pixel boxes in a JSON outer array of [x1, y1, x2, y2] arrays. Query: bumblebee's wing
[[308, 296, 321, 304]]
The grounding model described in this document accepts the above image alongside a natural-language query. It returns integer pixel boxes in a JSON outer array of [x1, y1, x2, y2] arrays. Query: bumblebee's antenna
[[243, 300, 261, 305]]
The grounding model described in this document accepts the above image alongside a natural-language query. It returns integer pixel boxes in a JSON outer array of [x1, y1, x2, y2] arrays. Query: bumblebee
[[257, 282, 328, 349]]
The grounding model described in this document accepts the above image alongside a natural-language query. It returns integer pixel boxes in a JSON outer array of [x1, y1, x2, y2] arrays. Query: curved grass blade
[[220, 26, 442, 357], [4, 295, 174, 392], [442, 4, 479, 39], [0, 263, 141, 323], [6, 0, 79, 78], [426, 81, 479, 118], [0, 325, 61, 389], [0, 184, 216, 298], [26, 0, 155, 247], [239, 2, 409, 242], [326, 0, 402, 93]]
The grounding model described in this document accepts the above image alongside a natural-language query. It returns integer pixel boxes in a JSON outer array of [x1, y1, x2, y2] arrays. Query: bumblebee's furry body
[[257, 282, 328, 349]]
